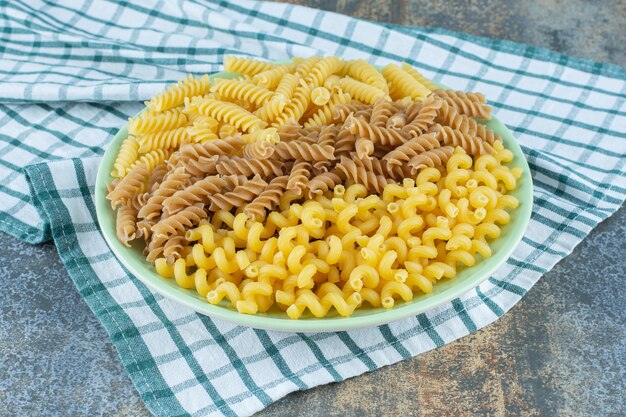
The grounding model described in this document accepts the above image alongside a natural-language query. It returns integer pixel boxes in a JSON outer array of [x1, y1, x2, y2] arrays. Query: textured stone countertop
[[1, 1, 624, 416]]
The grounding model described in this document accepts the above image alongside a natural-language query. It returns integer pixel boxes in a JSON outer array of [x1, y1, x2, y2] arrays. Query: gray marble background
[[1, 1, 625, 416]]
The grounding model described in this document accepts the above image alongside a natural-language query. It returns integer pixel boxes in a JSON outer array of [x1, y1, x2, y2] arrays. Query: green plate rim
[[95, 69, 533, 333]]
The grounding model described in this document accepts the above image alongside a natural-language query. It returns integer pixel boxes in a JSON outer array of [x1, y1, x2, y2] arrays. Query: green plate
[[95, 70, 533, 333]]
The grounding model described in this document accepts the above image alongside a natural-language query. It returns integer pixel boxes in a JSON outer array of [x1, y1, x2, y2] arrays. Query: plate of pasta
[[95, 56, 533, 332]]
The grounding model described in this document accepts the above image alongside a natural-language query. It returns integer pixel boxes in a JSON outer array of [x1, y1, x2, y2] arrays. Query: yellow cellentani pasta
[[106, 55, 522, 319]]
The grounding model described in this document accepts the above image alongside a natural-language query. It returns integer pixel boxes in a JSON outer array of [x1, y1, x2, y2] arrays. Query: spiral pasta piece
[[224, 56, 274, 76], [381, 64, 430, 101], [370, 98, 395, 127], [382, 132, 440, 165], [183, 155, 219, 178], [345, 114, 410, 147], [129, 109, 188, 136], [180, 135, 244, 162], [138, 166, 191, 222], [148, 164, 169, 191], [151, 205, 208, 238], [287, 160, 312, 194], [355, 137, 374, 160], [243, 140, 275, 159], [117, 204, 139, 247], [332, 103, 370, 124], [437, 100, 499, 145], [294, 56, 321, 77], [303, 91, 352, 127], [273, 81, 313, 126], [252, 64, 294, 89], [401, 95, 443, 137], [317, 125, 339, 149], [337, 155, 394, 194], [304, 56, 342, 87], [307, 169, 344, 199], [163, 174, 245, 214], [253, 95, 287, 123], [196, 98, 266, 133], [274, 73, 300, 100], [334, 128, 356, 158], [111, 137, 139, 178], [147, 74, 211, 112], [274, 141, 335, 161], [339, 77, 389, 104], [242, 127, 280, 144], [434, 125, 496, 156], [211, 79, 273, 106], [185, 124, 219, 143], [138, 127, 192, 153], [408, 146, 455, 174], [128, 148, 173, 175], [434, 90, 491, 120], [405, 101, 422, 123], [244, 176, 289, 219], [216, 156, 284, 178], [401, 62, 437, 92], [106, 163, 150, 208], [311, 87, 331, 106], [209, 175, 268, 211], [287, 290, 362, 319], [346, 59, 388, 93]]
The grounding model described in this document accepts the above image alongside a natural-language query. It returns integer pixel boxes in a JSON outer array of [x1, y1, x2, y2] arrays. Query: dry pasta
[[106, 55, 522, 319]]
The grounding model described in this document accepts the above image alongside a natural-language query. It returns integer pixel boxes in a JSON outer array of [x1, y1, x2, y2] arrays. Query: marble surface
[[1, 1, 625, 416]]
